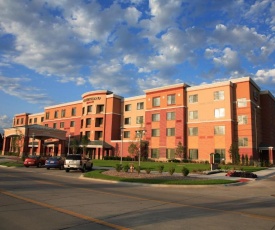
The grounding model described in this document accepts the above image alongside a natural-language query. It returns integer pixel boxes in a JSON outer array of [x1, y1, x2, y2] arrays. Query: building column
[[269, 147, 274, 164], [22, 136, 29, 157]]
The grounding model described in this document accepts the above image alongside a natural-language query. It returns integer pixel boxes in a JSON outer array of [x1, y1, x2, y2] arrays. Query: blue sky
[[0, 0, 275, 132]]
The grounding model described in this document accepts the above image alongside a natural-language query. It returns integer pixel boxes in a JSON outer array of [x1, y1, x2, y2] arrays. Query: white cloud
[[0, 114, 13, 132], [254, 69, 275, 83]]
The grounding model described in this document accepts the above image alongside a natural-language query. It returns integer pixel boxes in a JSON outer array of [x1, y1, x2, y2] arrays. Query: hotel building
[[2, 77, 275, 164]]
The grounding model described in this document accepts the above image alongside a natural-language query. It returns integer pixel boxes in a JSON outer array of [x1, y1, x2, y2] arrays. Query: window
[[71, 107, 76, 116], [167, 94, 176, 105], [70, 121, 75, 127], [61, 109, 66, 118], [214, 91, 224, 100], [86, 118, 91, 127], [16, 119, 19, 125], [152, 97, 160, 107], [238, 115, 248, 124], [86, 131, 91, 139], [189, 127, 198, 136], [124, 117, 131, 125], [45, 124, 48, 127], [34, 118, 37, 123], [151, 149, 159, 158], [152, 129, 160, 137], [237, 98, 247, 107], [214, 108, 225, 118], [238, 137, 248, 147], [87, 105, 92, 113], [41, 117, 44, 122], [214, 126, 225, 135], [166, 128, 175, 136], [189, 94, 198, 103], [97, 105, 104, 113], [21, 118, 24, 124], [166, 149, 175, 159], [136, 116, 143, 124], [137, 102, 144, 110], [189, 111, 198, 120], [167, 112, 175, 120], [124, 131, 130, 138], [215, 149, 226, 161], [95, 117, 103, 127], [54, 111, 58, 118], [95, 131, 102, 140], [29, 118, 32, 124], [189, 149, 198, 159], [152, 113, 160, 122], [81, 119, 83, 128], [53, 123, 57, 129], [125, 104, 131, 111], [82, 107, 85, 115], [46, 112, 50, 119], [60, 122, 64, 128]]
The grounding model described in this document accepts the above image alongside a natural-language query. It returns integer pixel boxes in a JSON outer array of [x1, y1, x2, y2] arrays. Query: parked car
[[45, 156, 64, 170], [64, 154, 93, 172], [24, 155, 46, 168]]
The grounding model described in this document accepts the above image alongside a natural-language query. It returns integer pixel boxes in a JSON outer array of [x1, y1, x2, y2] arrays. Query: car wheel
[[81, 165, 86, 173], [65, 168, 70, 173], [47, 167, 50, 170], [25, 165, 29, 167]]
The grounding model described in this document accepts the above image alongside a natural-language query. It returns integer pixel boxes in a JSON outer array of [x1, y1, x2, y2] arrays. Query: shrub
[[157, 165, 164, 174], [115, 164, 122, 172], [136, 166, 141, 174], [168, 166, 175, 175], [123, 164, 130, 172], [145, 168, 151, 174], [181, 167, 189, 176], [226, 171, 257, 178]]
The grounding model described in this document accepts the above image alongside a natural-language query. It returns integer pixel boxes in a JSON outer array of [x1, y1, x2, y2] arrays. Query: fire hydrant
[[130, 163, 135, 173]]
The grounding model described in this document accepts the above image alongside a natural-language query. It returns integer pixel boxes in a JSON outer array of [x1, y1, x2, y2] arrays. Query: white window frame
[[189, 111, 198, 120], [214, 126, 225, 135], [189, 127, 198, 136], [238, 115, 248, 124], [153, 97, 160, 107], [238, 137, 248, 147], [166, 112, 175, 120], [237, 98, 247, 108], [214, 91, 224, 100], [214, 108, 225, 118], [167, 94, 176, 105], [189, 94, 198, 103], [152, 113, 160, 122]]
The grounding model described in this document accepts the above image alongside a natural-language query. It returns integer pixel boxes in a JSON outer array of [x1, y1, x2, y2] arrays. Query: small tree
[[175, 141, 186, 160], [71, 138, 79, 154], [229, 142, 240, 165], [81, 135, 89, 157], [128, 142, 138, 160]]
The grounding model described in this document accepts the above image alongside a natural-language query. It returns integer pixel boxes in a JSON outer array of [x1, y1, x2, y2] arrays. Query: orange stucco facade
[[2, 77, 275, 164]]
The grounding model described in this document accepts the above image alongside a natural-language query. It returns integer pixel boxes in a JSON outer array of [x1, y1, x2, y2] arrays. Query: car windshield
[[48, 157, 62, 161], [66, 155, 81, 160], [27, 155, 39, 159]]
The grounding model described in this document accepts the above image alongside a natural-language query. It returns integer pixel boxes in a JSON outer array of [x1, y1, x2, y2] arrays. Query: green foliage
[[80, 135, 89, 155], [181, 167, 189, 176], [168, 166, 175, 175], [157, 165, 164, 174], [115, 164, 122, 172], [128, 142, 138, 158], [123, 164, 130, 172], [229, 142, 240, 164], [175, 141, 186, 159]]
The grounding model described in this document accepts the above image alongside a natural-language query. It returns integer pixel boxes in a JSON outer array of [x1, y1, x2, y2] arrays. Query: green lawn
[[92, 159, 265, 173]]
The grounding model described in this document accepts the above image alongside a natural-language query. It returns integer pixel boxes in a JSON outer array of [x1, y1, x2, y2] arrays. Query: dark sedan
[[24, 155, 46, 168], [45, 156, 64, 170]]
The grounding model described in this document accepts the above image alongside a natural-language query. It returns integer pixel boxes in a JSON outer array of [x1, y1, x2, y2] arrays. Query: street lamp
[[120, 127, 125, 165], [32, 133, 35, 155], [255, 105, 261, 154], [67, 134, 71, 155], [136, 130, 146, 167]]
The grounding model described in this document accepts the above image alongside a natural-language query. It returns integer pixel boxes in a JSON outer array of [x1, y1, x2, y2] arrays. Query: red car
[[24, 155, 46, 168]]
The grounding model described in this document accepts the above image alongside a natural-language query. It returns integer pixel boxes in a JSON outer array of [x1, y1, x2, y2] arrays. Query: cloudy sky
[[0, 0, 275, 132]]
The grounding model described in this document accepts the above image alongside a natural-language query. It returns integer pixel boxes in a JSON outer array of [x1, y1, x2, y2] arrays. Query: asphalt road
[[0, 166, 275, 230]]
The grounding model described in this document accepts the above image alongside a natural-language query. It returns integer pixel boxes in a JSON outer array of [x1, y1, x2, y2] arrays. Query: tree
[[229, 142, 240, 164], [70, 138, 79, 154], [128, 142, 138, 160], [80, 135, 89, 157], [175, 141, 186, 160]]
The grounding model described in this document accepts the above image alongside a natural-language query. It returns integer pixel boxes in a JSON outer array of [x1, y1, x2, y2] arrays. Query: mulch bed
[[102, 170, 208, 180]]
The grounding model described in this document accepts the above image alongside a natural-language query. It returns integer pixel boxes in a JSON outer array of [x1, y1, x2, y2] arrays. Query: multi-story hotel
[[2, 77, 275, 164]]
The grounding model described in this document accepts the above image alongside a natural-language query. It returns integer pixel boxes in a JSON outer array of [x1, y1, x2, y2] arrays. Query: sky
[[0, 0, 275, 133]]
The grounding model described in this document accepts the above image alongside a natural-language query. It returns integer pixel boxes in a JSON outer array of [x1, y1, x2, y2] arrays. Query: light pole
[[67, 134, 71, 155], [32, 133, 35, 155], [136, 130, 146, 167], [120, 127, 125, 165]]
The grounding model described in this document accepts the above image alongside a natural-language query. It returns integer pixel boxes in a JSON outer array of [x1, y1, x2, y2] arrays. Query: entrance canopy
[[4, 124, 66, 140]]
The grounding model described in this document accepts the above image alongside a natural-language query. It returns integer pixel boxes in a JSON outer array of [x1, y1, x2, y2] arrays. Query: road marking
[[0, 189, 131, 230]]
